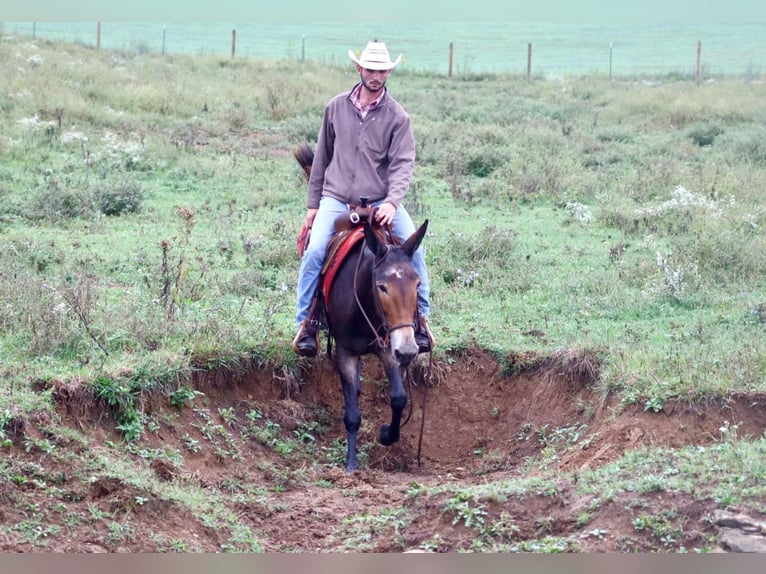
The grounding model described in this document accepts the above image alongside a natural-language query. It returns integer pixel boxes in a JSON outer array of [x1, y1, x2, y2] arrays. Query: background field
[[0, 30, 765, 552], [4, 21, 766, 77]]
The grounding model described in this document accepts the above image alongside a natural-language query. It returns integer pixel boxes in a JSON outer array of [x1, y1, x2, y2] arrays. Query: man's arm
[[307, 106, 335, 209], [382, 114, 416, 209]]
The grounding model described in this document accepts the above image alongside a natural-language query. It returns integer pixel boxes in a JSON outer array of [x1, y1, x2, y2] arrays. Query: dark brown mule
[[294, 144, 428, 471]]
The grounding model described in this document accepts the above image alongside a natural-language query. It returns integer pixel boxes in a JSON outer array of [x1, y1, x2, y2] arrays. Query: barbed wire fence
[[3, 21, 764, 80]]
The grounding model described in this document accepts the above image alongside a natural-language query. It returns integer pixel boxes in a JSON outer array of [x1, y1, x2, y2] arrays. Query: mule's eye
[[377, 284, 389, 295]]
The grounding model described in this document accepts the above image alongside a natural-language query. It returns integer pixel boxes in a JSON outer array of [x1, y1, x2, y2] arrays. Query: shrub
[[97, 178, 144, 216], [631, 185, 725, 235], [717, 127, 766, 165], [687, 123, 723, 146], [31, 174, 94, 222], [432, 225, 517, 275]]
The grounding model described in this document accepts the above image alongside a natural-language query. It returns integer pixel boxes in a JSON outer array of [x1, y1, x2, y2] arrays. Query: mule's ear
[[363, 222, 387, 258], [401, 220, 428, 257]]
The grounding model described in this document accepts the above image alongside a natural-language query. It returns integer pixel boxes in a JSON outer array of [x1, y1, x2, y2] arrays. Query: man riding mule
[[292, 40, 435, 357]]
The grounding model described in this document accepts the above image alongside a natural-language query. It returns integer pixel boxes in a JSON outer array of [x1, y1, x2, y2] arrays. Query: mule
[[293, 145, 428, 471], [327, 217, 427, 471]]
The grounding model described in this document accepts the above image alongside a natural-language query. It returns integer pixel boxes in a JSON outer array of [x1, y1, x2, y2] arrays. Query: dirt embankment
[[2, 348, 766, 552]]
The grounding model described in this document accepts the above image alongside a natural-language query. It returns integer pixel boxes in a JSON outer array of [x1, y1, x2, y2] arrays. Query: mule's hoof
[[379, 424, 399, 446]]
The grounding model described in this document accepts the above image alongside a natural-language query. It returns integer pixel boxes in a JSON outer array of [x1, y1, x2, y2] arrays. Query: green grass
[[2, 35, 766, 422], [393, 434, 766, 552], [1, 36, 766, 552]]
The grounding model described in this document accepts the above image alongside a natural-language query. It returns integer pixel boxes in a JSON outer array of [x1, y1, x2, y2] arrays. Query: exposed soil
[[2, 348, 766, 553]]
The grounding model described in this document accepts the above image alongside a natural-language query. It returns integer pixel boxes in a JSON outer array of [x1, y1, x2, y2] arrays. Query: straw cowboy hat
[[348, 41, 402, 71]]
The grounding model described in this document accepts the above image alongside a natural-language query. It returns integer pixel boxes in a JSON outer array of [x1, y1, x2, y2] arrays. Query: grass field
[[3, 33, 766, 406], [1, 33, 766, 552]]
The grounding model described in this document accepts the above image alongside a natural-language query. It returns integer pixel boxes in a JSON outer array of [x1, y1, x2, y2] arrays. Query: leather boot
[[292, 320, 318, 357], [415, 316, 436, 354]]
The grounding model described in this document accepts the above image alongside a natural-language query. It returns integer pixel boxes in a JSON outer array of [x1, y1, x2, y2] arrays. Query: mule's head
[[364, 220, 428, 367]]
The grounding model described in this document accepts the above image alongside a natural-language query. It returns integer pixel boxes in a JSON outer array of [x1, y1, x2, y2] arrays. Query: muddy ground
[[2, 348, 765, 552]]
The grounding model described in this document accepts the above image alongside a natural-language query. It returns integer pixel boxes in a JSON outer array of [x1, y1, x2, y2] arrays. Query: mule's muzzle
[[394, 347, 417, 368], [390, 325, 418, 367]]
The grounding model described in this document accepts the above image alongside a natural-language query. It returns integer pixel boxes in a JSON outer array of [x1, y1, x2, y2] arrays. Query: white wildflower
[[635, 185, 723, 218], [17, 115, 55, 131], [650, 250, 700, 301], [60, 131, 88, 145], [566, 201, 593, 223], [464, 271, 479, 287]]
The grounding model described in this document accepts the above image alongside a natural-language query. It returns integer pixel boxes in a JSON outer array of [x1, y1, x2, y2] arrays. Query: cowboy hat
[[348, 41, 402, 71]]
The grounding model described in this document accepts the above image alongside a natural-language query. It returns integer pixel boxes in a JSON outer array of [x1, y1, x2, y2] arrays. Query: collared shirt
[[349, 83, 385, 119], [307, 83, 415, 210]]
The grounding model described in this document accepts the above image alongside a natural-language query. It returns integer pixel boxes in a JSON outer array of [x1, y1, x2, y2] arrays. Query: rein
[[352, 244, 387, 349], [397, 351, 433, 468], [347, 219, 432, 469], [352, 225, 415, 350], [353, 226, 428, 468]]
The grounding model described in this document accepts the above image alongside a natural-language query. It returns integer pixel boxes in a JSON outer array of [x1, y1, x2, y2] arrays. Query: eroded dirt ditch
[[3, 348, 766, 552]]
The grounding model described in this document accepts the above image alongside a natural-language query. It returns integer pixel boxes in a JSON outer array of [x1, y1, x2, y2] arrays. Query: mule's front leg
[[336, 351, 362, 472], [378, 353, 407, 446]]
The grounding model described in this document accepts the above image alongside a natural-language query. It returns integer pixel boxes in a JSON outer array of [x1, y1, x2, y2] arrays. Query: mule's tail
[[293, 143, 314, 180]]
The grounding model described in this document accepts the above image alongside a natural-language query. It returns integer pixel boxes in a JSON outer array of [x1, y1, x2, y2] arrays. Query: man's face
[[358, 65, 391, 93]]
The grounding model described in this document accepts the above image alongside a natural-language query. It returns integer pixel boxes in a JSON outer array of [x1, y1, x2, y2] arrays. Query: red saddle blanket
[[320, 227, 365, 300]]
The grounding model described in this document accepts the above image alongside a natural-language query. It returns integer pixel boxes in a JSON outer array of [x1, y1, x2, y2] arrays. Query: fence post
[[696, 40, 701, 85], [609, 42, 613, 80], [448, 42, 453, 77], [302, 34, 305, 61], [527, 43, 532, 80], [32, 22, 36, 39], [162, 25, 167, 55], [231, 29, 236, 58], [96, 22, 101, 49]]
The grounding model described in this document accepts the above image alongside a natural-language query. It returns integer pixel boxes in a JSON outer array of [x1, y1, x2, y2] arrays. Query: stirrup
[[416, 316, 435, 354]]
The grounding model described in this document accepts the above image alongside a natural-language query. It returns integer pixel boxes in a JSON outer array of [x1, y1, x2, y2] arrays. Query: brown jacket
[[307, 85, 415, 210]]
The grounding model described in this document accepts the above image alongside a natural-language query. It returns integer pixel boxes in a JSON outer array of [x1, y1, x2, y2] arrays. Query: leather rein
[[347, 211, 428, 467], [352, 223, 416, 351]]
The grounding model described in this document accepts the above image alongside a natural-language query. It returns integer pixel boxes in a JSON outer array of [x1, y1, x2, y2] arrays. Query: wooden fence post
[[527, 43, 532, 79], [696, 40, 701, 85], [448, 42, 453, 77], [162, 25, 167, 55], [231, 29, 236, 58], [96, 22, 101, 49]]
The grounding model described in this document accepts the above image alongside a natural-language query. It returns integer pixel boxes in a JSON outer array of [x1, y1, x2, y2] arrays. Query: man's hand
[[303, 208, 318, 228], [374, 202, 396, 226]]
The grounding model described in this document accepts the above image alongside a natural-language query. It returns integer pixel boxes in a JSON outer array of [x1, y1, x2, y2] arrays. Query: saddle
[[320, 225, 366, 300], [296, 202, 394, 328]]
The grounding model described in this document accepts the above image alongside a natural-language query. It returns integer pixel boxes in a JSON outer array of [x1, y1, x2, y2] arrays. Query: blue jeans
[[296, 196, 430, 324]]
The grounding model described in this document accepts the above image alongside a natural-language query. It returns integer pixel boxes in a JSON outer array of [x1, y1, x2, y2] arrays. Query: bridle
[[353, 228, 416, 350], [349, 219, 430, 469]]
